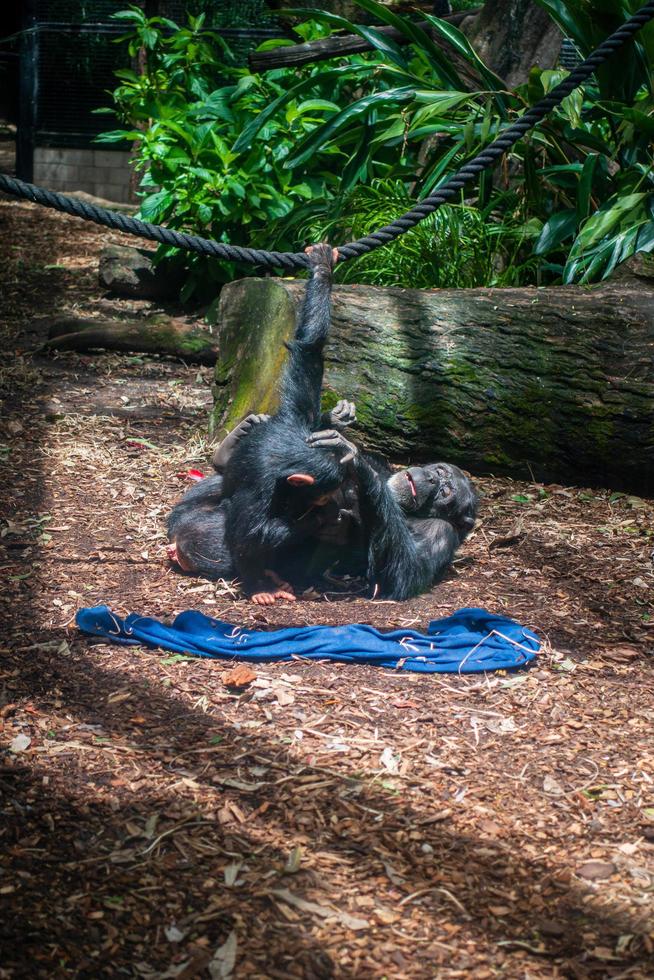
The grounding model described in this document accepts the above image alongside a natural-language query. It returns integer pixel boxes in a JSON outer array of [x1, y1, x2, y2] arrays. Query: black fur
[[168, 242, 478, 599], [306, 435, 478, 599], [166, 474, 235, 580], [219, 245, 350, 594]]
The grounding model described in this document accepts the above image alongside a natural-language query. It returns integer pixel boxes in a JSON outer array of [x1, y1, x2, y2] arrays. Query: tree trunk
[[461, 0, 562, 86], [41, 315, 218, 364], [211, 276, 654, 494]]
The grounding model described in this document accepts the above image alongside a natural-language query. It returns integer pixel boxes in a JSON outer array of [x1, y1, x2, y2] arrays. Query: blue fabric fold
[[75, 605, 539, 674]]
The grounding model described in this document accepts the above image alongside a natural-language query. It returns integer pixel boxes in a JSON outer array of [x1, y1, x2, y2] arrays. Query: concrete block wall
[[33, 147, 134, 204]]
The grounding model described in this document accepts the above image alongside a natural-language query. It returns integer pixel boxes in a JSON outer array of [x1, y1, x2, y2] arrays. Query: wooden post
[[16, 0, 38, 182]]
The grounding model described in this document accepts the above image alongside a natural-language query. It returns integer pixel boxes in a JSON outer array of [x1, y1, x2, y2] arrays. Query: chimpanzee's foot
[[212, 412, 271, 471], [251, 590, 297, 606], [167, 540, 194, 573], [250, 570, 297, 604], [328, 399, 357, 430]]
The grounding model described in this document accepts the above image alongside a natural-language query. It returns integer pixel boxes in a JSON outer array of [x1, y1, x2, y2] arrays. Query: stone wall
[[33, 147, 133, 204]]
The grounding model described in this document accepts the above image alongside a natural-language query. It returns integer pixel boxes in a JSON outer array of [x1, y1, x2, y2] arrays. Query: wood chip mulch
[[1, 198, 653, 979]]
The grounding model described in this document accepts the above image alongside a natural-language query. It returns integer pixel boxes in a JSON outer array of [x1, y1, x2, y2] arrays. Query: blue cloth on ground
[[75, 605, 539, 674]]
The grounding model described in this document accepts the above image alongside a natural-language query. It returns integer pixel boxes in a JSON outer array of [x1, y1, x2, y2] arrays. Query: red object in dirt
[[176, 468, 205, 482]]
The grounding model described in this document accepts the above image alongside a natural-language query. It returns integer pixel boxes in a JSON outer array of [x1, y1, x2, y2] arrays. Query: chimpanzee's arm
[[355, 456, 434, 599], [408, 517, 460, 582], [306, 429, 431, 599], [212, 401, 352, 474], [277, 244, 337, 429]]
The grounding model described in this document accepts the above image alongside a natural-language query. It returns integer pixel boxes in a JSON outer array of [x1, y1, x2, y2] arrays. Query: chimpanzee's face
[[387, 463, 478, 536]]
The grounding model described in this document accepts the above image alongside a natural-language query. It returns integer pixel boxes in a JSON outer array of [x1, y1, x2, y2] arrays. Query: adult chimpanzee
[[167, 243, 478, 601], [305, 428, 477, 599]]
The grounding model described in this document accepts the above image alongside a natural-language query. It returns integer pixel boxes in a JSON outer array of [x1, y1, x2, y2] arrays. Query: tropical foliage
[[100, 0, 654, 292]]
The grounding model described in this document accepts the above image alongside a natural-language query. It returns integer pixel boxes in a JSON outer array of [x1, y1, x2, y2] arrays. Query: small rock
[[99, 244, 182, 299], [577, 860, 616, 880]]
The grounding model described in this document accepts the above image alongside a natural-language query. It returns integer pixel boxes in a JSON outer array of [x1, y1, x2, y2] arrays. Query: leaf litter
[[0, 200, 653, 978]]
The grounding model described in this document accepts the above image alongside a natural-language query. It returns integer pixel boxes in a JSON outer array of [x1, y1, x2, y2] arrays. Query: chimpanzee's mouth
[[405, 471, 417, 499]]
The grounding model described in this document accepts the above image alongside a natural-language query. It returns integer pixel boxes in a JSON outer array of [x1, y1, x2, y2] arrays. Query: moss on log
[[212, 277, 654, 493]]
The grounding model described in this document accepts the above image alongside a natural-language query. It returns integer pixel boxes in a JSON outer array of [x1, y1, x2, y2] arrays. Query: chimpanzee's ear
[[287, 473, 315, 487]]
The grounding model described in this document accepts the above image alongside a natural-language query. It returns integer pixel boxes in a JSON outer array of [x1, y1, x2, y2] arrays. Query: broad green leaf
[[295, 99, 340, 114], [113, 68, 140, 83], [576, 152, 599, 224], [353, 25, 410, 71], [635, 219, 654, 252], [371, 117, 408, 144], [410, 91, 473, 127], [140, 27, 158, 50], [534, 209, 577, 254], [421, 12, 507, 96], [110, 9, 147, 22], [255, 38, 296, 52], [341, 116, 375, 193], [139, 189, 175, 222], [352, 0, 464, 90], [603, 226, 639, 278], [94, 129, 142, 144], [233, 65, 374, 152], [285, 87, 416, 169], [577, 193, 646, 247], [623, 107, 654, 139]]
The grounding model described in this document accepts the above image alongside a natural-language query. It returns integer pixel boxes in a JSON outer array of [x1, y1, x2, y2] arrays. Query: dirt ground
[[0, 192, 653, 980]]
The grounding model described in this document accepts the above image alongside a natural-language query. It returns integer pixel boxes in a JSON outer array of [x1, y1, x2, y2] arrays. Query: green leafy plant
[[245, 0, 654, 284], [97, 7, 345, 296], [279, 178, 539, 288], [100, 0, 654, 293]]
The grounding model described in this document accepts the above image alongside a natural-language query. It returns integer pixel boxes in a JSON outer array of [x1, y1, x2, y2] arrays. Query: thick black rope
[[2, 0, 654, 269]]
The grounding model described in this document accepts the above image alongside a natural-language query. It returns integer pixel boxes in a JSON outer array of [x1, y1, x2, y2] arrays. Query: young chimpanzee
[[166, 401, 358, 592], [218, 244, 366, 603], [169, 244, 356, 603]]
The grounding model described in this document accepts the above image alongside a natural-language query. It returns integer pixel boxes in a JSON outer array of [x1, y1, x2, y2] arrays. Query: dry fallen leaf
[[208, 930, 237, 980], [600, 644, 642, 662], [543, 775, 565, 796], [9, 734, 31, 753], [222, 664, 257, 688], [271, 889, 368, 931]]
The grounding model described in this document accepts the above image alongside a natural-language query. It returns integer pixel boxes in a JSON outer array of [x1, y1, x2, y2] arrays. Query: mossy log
[[212, 277, 654, 494], [42, 315, 218, 365]]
